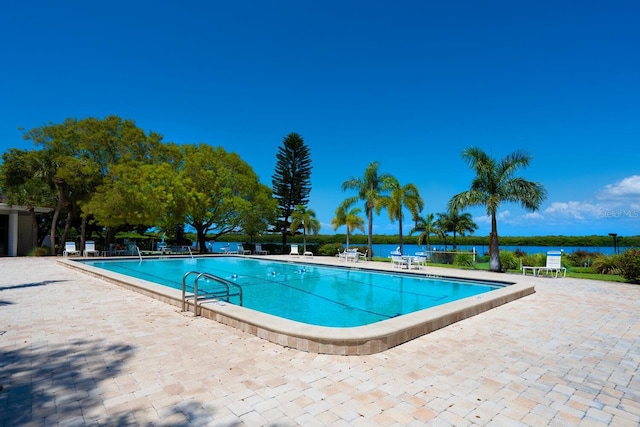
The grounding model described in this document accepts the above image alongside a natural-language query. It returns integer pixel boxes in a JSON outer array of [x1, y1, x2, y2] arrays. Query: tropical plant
[[289, 205, 321, 254], [454, 253, 474, 267], [318, 242, 344, 256], [591, 254, 621, 275], [499, 251, 519, 271], [434, 208, 477, 250], [331, 198, 365, 249], [410, 213, 435, 252], [381, 178, 423, 254], [521, 253, 546, 268], [342, 162, 394, 260], [271, 132, 312, 246], [449, 147, 547, 272]]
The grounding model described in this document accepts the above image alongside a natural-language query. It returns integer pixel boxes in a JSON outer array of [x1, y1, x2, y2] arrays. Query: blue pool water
[[84, 257, 505, 327]]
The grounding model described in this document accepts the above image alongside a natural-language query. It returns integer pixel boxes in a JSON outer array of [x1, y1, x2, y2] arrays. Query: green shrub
[[499, 251, 519, 271], [521, 253, 546, 268], [454, 253, 474, 267], [565, 250, 600, 268], [591, 254, 621, 275], [618, 249, 640, 284], [29, 246, 50, 257], [476, 254, 490, 263], [318, 242, 343, 256]]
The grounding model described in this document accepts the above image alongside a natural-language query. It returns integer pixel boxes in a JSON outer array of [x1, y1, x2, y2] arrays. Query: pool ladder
[[181, 271, 243, 315]]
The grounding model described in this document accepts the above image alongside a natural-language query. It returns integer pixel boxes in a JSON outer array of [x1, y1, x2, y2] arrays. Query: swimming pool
[[62, 256, 534, 354], [82, 257, 502, 327]]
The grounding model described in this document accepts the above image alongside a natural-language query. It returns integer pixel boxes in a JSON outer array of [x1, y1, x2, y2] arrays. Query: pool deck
[[1, 257, 639, 426]]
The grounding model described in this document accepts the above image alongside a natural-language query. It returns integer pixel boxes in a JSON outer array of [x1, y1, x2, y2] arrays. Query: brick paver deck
[[1, 257, 638, 426]]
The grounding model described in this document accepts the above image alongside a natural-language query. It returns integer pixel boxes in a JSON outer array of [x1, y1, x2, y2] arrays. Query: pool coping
[[59, 256, 535, 355]]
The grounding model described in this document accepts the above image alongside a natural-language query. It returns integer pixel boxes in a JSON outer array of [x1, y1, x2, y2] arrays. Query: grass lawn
[[372, 257, 627, 283]]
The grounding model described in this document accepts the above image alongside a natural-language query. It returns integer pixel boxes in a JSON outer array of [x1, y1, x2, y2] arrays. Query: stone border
[[59, 257, 535, 355]]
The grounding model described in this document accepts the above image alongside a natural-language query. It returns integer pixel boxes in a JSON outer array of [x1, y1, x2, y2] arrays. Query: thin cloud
[[543, 201, 601, 220], [597, 175, 640, 209]]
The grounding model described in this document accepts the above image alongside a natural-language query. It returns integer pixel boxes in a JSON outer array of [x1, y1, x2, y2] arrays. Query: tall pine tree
[[271, 132, 312, 247]]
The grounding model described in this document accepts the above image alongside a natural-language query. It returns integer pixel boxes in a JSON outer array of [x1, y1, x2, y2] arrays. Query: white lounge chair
[[254, 243, 269, 255], [83, 241, 100, 257], [237, 244, 251, 255], [63, 241, 80, 257], [290, 244, 300, 257], [358, 250, 368, 262], [537, 250, 566, 278]]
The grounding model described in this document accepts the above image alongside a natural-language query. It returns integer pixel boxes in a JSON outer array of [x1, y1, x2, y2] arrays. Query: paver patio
[[1, 257, 638, 426]]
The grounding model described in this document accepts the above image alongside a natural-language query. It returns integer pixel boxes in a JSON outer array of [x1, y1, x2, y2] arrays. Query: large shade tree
[[271, 132, 312, 246], [342, 162, 394, 260], [22, 116, 164, 253], [180, 144, 275, 253], [381, 178, 424, 254], [449, 147, 547, 272]]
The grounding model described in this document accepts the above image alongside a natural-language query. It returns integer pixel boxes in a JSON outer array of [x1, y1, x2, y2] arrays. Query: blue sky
[[1, 1, 638, 238]]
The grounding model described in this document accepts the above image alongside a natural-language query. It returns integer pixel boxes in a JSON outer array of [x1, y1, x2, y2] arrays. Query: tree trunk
[[50, 180, 65, 255], [398, 217, 404, 254], [197, 227, 207, 254], [80, 214, 87, 254], [60, 209, 73, 253], [106, 227, 116, 248], [367, 207, 373, 261], [489, 213, 501, 272], [302, 229, 307, 253]]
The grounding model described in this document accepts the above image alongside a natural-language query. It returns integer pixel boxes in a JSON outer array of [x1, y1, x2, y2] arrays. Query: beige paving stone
[[1, 257, 640, 425]]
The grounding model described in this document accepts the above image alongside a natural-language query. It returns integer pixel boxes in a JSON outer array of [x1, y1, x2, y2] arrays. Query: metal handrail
[[181, 271, 200, 312], [181, 270, 243, 315]]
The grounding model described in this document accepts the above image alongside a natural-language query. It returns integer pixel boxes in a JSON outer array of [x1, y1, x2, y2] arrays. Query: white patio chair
[[254, 243, 269, 255], [290, 244, 300, 257], [63, 242, 80, 257], [536, 251, 566, 278], [83, 241, 100, 257]]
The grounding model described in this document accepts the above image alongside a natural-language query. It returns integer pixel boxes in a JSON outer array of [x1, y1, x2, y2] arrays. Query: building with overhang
[[0, 195, 52, 256]]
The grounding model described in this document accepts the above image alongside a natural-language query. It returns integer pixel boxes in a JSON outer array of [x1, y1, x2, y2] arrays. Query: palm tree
[[289, 205, 320, 254], [435, 208, 478, 250], [342, 162, 395, 260], [449, 147, 547, 272], [410, 213, 435, 252], [381, 178, 424, 254], [331, 198, 365, 250]]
